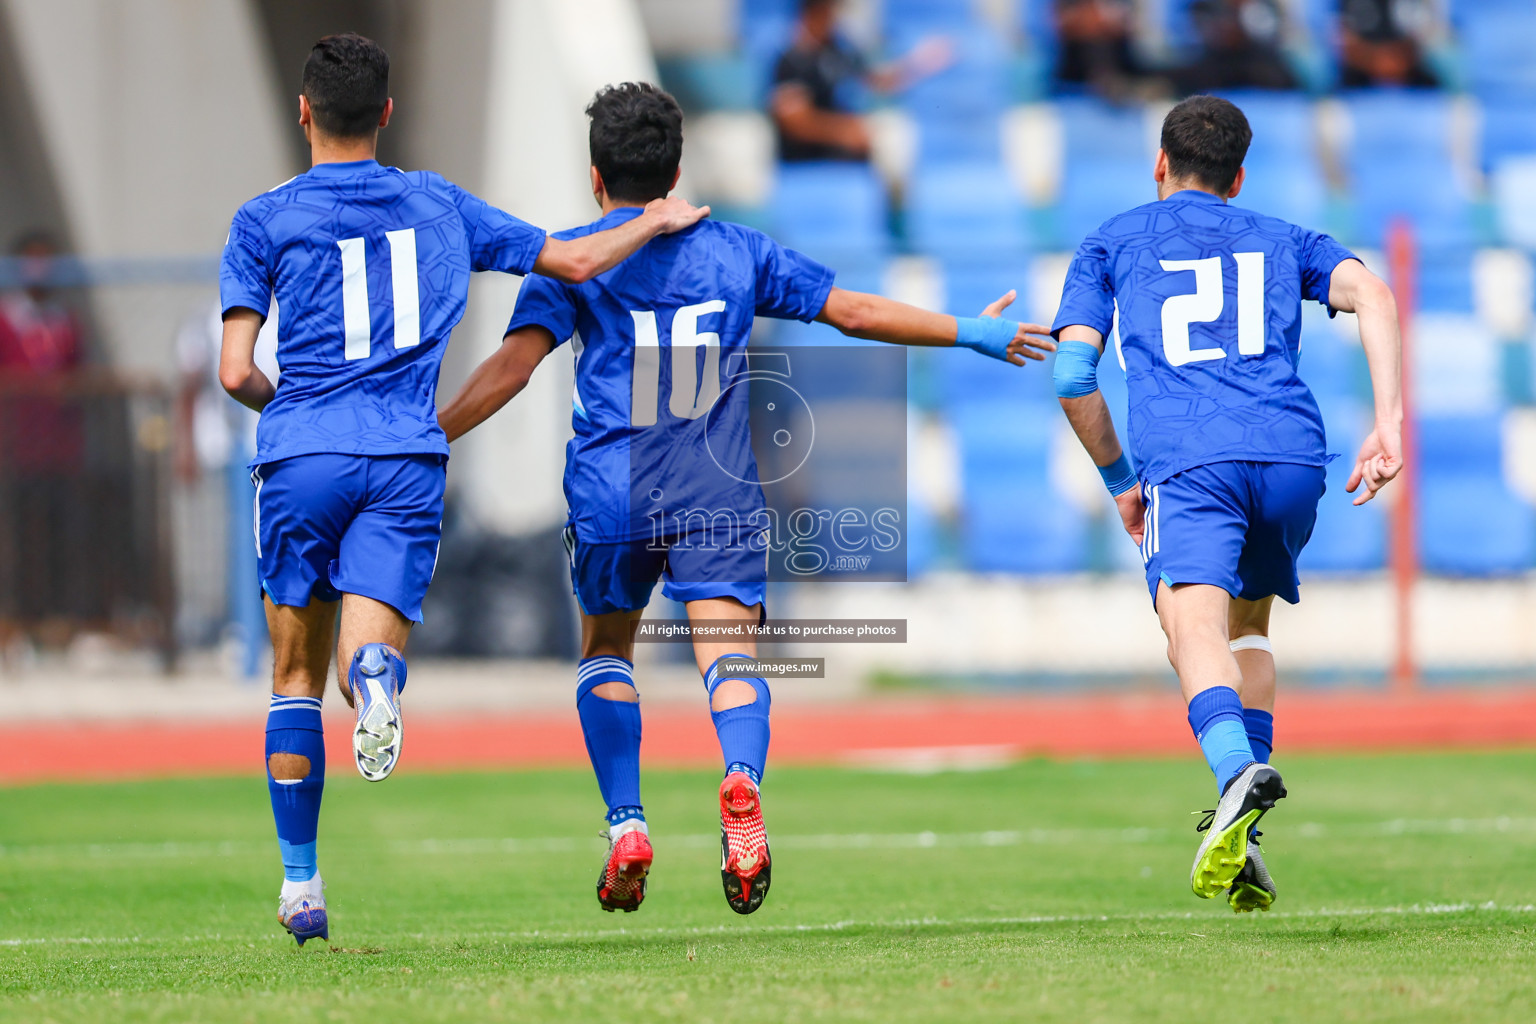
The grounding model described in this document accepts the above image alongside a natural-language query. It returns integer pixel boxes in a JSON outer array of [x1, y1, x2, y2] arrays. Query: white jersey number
[[1158, 252, 1265, 367], [629, 301, 727, 426], [337, 229, 420, 361]]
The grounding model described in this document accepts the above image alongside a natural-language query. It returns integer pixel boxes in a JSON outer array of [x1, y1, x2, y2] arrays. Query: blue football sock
[[1244, 707, 1274, 764], [265, 694, 325, 883], [1187, 685, 1254, 794], [576, 656, 643, 818], [705, 653, 770, 786]]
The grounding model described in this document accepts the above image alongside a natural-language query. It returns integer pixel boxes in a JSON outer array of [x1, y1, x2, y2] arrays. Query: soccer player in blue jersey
[[1051, 96, 1403, 911], [439, 83, 1055, 916], [217, 36, 707, 945]]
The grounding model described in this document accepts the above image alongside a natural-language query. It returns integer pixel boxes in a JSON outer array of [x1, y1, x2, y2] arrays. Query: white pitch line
[[4, 902, 1534, 949], [4, 816, 1536, 862]]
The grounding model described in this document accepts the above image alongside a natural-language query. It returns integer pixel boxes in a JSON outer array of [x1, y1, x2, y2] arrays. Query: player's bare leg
[[1227, 596, 1280, 912], [687, 597, 773, 914], [1230, 596, 1276, 714], [335, 594, 412, 781], [579, 608, 652, 912], [1157, 582, 1287, 900], [264, 596, 338, 944]]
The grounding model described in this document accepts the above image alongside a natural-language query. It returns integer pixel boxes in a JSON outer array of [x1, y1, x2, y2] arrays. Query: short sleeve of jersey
[[448, 182, 546, 276], [507, 273, 578, 346], [1299, 229, 1359, 308], [750, 231, 835, 322], [219, 206, 273, 318], [1051, 233, 1116, 338]]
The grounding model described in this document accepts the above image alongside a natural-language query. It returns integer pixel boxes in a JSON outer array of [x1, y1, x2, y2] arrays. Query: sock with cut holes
[[266, 694, 325, 883], [704, 653, 770, 786], [576, 656, 644, 823]]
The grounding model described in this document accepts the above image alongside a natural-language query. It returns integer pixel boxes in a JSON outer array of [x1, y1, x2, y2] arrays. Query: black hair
[[301, 33, 390, 139], [1160, 95, 1252, 193], [586, 83, 684, 203]]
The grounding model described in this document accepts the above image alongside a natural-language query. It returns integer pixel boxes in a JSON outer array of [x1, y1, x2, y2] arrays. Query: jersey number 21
[[1158, 252, 1264, 367]]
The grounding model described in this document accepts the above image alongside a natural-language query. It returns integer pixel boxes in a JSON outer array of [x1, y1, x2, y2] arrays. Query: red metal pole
[[1385, 219, 1418, 692]]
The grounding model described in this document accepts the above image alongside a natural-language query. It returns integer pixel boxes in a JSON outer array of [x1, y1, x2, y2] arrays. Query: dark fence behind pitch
[[0, 372, 176, 664]]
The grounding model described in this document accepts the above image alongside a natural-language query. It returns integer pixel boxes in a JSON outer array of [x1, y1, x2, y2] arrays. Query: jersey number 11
[[337, 229, 421, 361]]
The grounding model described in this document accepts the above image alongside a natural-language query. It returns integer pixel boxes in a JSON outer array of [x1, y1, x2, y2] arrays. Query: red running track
[[4, 689, 1536, 784]]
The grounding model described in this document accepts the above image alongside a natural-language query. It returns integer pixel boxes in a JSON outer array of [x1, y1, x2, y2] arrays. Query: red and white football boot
[[596, 818, 652, 913], [719, 772, 771, 915]]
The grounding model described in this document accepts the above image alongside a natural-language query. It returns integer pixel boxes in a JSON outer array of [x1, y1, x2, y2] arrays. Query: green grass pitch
[[3, 751, 1535, 1022]]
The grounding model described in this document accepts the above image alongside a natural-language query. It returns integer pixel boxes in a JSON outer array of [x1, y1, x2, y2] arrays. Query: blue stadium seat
[[906, 162, 1030, 261], [739, 0, 797, 56], [1417, 414, 1536, 575], [1219, 92, 1327, 229], [903, 27, 1011, 165], [1478, 94, 1536, 171], [1460, 9, 1536, 95], [934, 258, 1051, 407], [770, 162, 889, 266], [1055, 98, 1153, 246], [1018, 0, 1058, 66], [1343, 92, 1473, 251], [1298, 398, 1386, 573], [951, 401, 1090, 574], [883, 0, 976, 50]]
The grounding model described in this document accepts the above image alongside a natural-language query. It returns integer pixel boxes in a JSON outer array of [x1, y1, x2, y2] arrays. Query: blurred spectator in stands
[[0, 230, 86, 629], [0, 230, 82, 379], [770, 0, 950, 163], [1339, 0, 1440, 88], [1174, 0, 1298, 93], [1052, 0, 1156, 99]]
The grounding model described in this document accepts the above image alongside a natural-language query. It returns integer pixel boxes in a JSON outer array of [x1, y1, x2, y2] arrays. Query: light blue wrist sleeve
[[954, 316, 1018, 362], [1052, 339, 1102, 398], [1098, 453, 1138, 496]]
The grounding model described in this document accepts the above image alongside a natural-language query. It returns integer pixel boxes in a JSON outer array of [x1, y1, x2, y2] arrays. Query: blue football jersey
[[508, 207, 835, 543], [220, 159, 546, 466], [1052, 189, 1358, 487]]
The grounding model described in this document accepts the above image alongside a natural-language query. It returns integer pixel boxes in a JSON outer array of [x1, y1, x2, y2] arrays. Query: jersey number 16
[[1158, 252, 1265, 368], [628, 301, 727, 427]]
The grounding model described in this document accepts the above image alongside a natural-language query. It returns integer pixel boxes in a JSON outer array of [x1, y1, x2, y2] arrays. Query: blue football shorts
[[1140, 460, 1326, 607], [252, 453, 446, 622], [563, 521, 769, 616]]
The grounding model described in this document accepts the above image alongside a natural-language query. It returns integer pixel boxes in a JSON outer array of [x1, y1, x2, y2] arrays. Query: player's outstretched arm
[[218, 308, 276, 412], [533, 197, 710, 284], [814, 286, 1055, 365], [1054, 324, 1144, 545], [437, 327, 558, 443], [1327, 260, 1405, 506]]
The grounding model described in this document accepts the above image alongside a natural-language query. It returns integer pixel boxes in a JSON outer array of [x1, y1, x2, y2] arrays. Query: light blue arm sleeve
[[1052, 339, 1102, 398]]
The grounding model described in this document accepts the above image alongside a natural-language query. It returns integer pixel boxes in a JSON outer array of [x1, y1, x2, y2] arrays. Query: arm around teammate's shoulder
[[814, 286, 1055, 365], [533, 197, 710, 284]]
